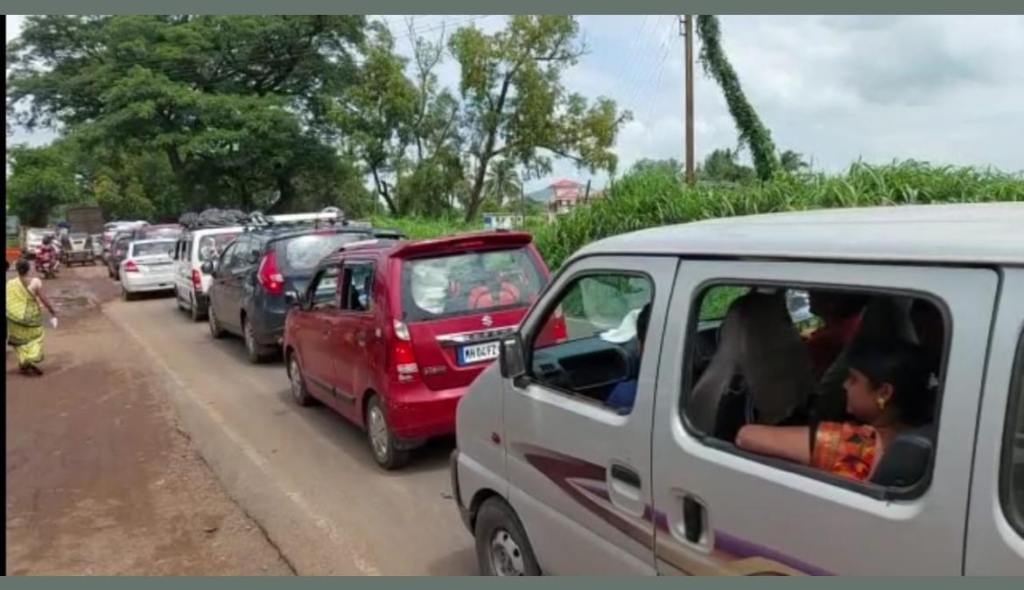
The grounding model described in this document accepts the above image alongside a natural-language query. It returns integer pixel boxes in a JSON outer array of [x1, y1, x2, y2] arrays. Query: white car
[[172, 226, 243, 321], [120, 239, 177, 301]]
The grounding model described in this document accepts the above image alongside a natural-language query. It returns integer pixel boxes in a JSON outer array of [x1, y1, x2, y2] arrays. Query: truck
[[63, 205, 106, 266]]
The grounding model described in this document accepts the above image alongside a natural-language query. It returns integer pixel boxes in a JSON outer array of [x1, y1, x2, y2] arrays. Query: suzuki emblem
[[481, 315, 493, 327]]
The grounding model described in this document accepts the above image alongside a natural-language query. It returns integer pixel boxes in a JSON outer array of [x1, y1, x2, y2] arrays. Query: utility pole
[[681, 15, 695, 185]]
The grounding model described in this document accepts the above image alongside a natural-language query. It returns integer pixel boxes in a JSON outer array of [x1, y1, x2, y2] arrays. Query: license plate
[[458, 341, 500, 366]]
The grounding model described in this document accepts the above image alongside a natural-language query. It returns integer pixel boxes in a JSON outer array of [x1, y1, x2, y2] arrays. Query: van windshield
[[401, 247, 544, 321]]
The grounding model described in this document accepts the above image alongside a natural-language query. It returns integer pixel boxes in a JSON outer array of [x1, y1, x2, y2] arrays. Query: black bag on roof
[[180, 208, 250, 229]]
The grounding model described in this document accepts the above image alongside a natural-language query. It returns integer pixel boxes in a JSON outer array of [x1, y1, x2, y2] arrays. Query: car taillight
[[552, 309, 568, 342], [191, 269, 203, 289], [124, 260, 139, 273], [391, 320, 419, 383], [257, 251, 285, 296]]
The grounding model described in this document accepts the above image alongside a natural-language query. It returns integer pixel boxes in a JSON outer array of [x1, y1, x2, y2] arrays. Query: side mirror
[[499, 335, 527, 380], [285, 290, 300, 307], [248, 249, 262, 265], [201, 260, 216, 275]]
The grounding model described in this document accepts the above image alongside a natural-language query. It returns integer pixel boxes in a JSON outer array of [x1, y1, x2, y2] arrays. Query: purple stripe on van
[[713, 530, 833, 576]]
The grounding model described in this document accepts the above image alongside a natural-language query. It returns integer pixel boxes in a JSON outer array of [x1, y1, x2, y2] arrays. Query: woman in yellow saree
[[7, 259, 58, 376]]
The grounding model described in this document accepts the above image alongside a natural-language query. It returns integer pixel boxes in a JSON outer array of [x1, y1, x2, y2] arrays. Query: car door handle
[[610, 464, 641, 488], [682, 494, 707, 545]]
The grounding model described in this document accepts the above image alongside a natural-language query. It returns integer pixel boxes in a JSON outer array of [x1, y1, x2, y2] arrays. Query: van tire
[[474, 497, 541, 576], [190, 293, 205, 322], [122, 288, 134, 302], [365, 396, 409, 470]]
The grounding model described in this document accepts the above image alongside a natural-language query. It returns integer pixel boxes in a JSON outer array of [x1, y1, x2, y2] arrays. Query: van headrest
[[687, 292, 815, 434]]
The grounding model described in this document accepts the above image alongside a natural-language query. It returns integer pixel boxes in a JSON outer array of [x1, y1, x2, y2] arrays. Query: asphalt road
[[105, 293, 477, 575]]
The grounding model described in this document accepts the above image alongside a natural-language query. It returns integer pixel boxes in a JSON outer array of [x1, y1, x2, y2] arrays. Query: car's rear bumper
[[123, 273, 176, 293], [386, 384, 466, 440]]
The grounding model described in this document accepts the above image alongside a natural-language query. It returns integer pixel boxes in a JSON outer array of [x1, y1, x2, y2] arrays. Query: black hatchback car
[[203, 223, 404, 363]]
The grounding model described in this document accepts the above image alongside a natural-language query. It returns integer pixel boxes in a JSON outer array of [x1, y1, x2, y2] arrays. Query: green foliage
[[450, 16, 631, 222], [696, 15, 780, 181], [698, 148, 755, 183], [531, 160, 1024, 270], [6, 143, 80, 226]]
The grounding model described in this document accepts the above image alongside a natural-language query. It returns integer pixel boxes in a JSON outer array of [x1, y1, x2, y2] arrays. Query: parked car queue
[[102, 203, 1024, 576]]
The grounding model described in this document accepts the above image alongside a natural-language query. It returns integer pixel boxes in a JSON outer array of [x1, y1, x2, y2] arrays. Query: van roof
[[574, 202, 1024, 267]]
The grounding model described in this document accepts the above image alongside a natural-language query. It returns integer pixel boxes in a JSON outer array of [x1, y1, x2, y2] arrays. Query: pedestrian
[[6, 258, 58, 376]]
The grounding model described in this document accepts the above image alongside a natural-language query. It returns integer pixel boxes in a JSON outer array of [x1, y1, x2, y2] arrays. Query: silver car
[[119, 239, 177, 301], [451, 202, 1024, 575]]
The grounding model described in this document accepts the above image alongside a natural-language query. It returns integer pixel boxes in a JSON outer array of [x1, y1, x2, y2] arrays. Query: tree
[[6, 143, 79, 226], [7, 16, 367, 213], [483, 159, 522, 208], [630, 158, 682, 177], [780, 149, 809, 173], [698, 148, 755, 183], [449, 15, 631, 222], [696, 16, 779, 181]]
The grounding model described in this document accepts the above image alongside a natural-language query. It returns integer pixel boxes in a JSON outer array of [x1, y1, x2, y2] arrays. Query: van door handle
[[682, 495, 707, 545], [610, 464, 641, 488]]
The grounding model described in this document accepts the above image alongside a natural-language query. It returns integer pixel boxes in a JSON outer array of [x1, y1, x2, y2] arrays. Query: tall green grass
[[371, 161, 1023, 271], [532, 160, 1024, 269]]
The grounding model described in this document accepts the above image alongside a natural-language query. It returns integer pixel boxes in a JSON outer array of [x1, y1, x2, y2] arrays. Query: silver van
[[450, 202, 1024, 575]]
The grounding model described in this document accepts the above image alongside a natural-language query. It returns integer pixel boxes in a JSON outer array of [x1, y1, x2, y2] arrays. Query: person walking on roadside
[[6, 259, 58, 376]]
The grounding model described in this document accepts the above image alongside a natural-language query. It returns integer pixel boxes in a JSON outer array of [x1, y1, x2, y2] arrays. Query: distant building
[[527, 179, 604, 222], [482, 213, 523, 230]]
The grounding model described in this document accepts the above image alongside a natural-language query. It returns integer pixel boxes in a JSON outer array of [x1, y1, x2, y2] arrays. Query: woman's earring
[[876, 397, 887, 411]]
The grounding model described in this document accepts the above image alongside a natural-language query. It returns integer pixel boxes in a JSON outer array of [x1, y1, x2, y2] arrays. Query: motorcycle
[[35, 245, 60, 279]]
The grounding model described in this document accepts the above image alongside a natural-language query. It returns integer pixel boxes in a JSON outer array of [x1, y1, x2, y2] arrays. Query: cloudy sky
[[7, 15, 1024, 191]]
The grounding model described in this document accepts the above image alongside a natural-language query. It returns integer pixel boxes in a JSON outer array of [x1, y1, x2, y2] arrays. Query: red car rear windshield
[[400, 246, 544, 322]]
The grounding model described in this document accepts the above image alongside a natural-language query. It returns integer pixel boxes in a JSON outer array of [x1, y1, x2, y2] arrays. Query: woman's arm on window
[[735, 425, 812, 465]]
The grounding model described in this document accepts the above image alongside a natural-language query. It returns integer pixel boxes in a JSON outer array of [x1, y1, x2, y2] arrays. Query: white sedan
[[120, 239, 177, 301]]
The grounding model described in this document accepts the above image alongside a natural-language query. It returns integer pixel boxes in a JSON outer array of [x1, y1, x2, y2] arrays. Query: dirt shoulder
[[5, 266, 293, 575]]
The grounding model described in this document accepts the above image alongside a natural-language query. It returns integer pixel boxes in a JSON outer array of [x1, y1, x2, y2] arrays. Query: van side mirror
[[201, 260, 216, 275], [499, 335, 527, 380], [248, 249, 262, 265], [285, 290, 300, 307]]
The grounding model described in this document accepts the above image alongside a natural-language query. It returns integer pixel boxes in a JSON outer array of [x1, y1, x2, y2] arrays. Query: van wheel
[[288, 354, 315, 407], [122, 288, 134, 302], [190, 293, 205, 322], [365, 396, 409, 470], [208, 304, 225, 339], [243, 318, 273, 364], [475, 497, 541, 576]]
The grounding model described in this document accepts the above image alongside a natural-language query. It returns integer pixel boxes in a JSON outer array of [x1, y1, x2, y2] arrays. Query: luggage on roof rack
[[179, 208, 250, 229]]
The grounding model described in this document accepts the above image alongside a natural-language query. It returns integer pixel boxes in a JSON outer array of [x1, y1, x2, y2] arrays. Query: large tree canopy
[[7, 15, 368, 214]]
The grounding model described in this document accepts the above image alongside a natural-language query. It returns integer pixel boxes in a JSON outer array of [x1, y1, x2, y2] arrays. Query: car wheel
[[122, 288, 134, 302], [208, 304, 225, 339], [242, 317, 272, 364], [365, 396, 409, 470], [474, 497, 541, 576], [288, 354, 315, 407]]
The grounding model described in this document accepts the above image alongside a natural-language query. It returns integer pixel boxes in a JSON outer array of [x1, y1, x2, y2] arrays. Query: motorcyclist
[[35, 235, 60, 277]]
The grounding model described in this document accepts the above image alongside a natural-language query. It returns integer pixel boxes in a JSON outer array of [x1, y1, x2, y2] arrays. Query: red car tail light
[[191, 269, 203, 289], [391, 320, 419, 383], [257, 251, 285, 295], [124, 260, 139, 273]]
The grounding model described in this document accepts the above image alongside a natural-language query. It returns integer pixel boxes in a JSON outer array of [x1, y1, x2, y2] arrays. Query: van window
[[683, 283, 947, 497], [198, 233, 239, 262], [400, 247, 544, 322], [528, 273, 653, 414], [340, 262, 374, 312], [1002, 332, 1024, 536]]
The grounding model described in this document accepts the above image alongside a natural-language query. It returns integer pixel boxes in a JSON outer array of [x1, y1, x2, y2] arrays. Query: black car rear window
[[274, 232, 373, 274]]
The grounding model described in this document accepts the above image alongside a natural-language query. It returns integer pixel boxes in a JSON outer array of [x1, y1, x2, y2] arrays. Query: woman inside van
[[734, 340, 932, 482]]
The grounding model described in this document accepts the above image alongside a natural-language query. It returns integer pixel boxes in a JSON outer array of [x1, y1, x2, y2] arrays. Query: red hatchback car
[[283, 231, 559, 468]]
